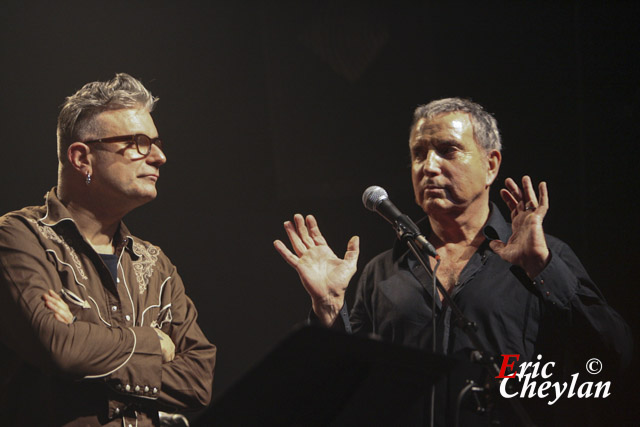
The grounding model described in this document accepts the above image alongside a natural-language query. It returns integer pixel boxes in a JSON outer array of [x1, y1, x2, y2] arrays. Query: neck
[[428, 197, 490, 248], [58, 179, 124, 254]]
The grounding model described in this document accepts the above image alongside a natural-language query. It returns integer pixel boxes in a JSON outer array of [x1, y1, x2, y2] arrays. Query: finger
[[521, 176, 539, 208], [46, 293, 66, 310], [44, 295, 71, 318], [306, 215, 328, 246], [48, 289, 64, 302], [283, 218, 308, 256], [294, 214, 315, 247], [48, 292, 72, 314], [538, 181, 549, 211], [54, 312, 68, 323], [499, 188, 518, 212], [344, 236, 360, 262], [488, 239, 506, 255], [45, 298, 66, 318], [504, 177, 522, 201], [273, 239, 300, 268], [55, 310, 73, 324]]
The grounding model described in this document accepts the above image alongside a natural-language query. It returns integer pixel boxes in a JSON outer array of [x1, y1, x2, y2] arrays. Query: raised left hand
[[489, 176, 551, 278]]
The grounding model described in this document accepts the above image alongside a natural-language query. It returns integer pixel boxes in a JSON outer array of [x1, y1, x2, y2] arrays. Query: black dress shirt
[[337, 203, 631, 425]]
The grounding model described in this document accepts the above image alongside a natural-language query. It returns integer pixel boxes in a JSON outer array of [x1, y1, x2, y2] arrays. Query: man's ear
[[67, 142, 92, 175], [485, 149, 502, 187]]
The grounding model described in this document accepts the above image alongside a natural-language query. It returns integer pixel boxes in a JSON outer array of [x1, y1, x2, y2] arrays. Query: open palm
[[274, 214, 359, 324]]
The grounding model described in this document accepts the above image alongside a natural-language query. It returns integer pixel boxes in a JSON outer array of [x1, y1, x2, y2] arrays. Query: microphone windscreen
[[362, 186, 388, 211]]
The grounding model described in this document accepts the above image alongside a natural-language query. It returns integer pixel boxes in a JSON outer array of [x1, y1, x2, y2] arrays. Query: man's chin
[[130, 188, 158, 205], [422, 198, 449, 214]]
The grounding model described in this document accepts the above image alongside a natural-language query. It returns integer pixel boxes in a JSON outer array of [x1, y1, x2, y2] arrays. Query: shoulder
[[0, 204, 46, 226], [128, 234, 166, 260], [126, 233, 176, 273], [0, 205, 47, 240], [360, 248, 400, 281]]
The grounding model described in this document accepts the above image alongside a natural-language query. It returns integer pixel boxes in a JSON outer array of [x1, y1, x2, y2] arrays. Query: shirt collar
[[38, 187, 138, 259], [38, 187, 75, 226], [391, 202, 512, 262], [482, 202, 513, 243]]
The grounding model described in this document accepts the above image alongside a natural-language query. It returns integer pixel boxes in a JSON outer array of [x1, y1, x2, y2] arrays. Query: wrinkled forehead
[[409, 112, 472, 144]]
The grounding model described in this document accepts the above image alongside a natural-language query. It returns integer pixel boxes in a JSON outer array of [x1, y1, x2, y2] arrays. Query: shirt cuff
[[307, 302, 352, 334], [531, 250, 578, 308]]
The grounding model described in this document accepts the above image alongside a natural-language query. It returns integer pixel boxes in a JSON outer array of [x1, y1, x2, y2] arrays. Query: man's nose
[[422, 151, 441, 175], [146, 143, 167, 166]]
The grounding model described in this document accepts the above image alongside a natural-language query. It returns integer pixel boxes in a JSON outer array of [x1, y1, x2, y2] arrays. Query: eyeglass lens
[[134, 135, 163, 155]]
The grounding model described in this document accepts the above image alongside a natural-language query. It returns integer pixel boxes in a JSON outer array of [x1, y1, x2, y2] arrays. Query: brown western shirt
[[0, 188, 216, 426]]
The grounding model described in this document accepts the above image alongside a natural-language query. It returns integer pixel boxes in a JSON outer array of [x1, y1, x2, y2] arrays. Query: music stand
[[197, 324, 455, 426]]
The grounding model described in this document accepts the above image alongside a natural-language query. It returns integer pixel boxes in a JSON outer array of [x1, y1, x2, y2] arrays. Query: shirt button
[[144, 386, 150, 393], [116, 384, 122, 390], [114, 408, 120, 415], [135, 385, 141, 393], [112, 305, 118, 312], [117, 278, 120, 283], [125, 384, 131, 392], [153, 387, 158, 394], [540, 279, 545, 285], [546, 291, 550, 296], [125, 315, 131, 321]]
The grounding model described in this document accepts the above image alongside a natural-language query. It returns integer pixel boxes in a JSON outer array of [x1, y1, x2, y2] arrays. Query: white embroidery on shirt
[[31, 219, 88, 280], [131, 242, 159, 294], [45, 249, 111, 327]]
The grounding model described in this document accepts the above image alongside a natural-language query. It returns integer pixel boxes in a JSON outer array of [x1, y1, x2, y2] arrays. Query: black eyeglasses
[[84, 134, 163, 156]]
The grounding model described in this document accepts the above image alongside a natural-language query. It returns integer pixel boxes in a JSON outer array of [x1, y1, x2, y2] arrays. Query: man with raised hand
[[274, 98, 631, 425]]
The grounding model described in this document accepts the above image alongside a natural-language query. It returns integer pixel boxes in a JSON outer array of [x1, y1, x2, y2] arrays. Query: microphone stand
[[395, 225, 536, 427]]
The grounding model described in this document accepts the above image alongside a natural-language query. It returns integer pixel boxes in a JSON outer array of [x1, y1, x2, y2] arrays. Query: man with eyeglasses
[[0, 73, 216, 426]]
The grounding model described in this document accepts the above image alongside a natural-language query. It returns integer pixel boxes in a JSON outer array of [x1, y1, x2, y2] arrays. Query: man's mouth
[[140, 174, 159, 182]]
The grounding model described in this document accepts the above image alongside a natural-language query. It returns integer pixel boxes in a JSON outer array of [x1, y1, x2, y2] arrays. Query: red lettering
[[496, 354, 520, 378]]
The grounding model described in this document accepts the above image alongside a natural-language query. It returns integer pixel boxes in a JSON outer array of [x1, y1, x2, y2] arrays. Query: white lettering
[[530, 359, 542, 378], [540, 361, 555, 379], [567, 373, 579, 397], [500, 378, 518, 398], [593, 382, 611, 398], [577, 381, 593, 398], [497, 358, 613, 406], [520, 375, 537, 398], [517, 362, 533, 380], [537, 381, 552, 398], [548, 381, 568, 405]]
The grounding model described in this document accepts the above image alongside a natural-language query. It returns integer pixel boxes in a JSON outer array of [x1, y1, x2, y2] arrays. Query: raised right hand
[[273, 214, 359, 326]]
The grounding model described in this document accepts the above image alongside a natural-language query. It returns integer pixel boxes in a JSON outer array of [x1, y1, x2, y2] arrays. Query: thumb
[[489, 239, 506, 255]]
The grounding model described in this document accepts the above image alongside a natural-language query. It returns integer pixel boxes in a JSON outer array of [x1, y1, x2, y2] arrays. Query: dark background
[[1, 0, 638, 424]]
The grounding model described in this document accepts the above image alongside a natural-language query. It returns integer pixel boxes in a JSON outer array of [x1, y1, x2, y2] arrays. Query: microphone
[[362, 186, 438, 258]]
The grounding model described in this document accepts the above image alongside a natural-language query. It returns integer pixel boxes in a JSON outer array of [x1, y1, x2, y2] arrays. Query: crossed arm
[[43, 289, 176, 363], [0, 221, 215, 411]]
